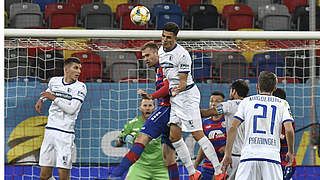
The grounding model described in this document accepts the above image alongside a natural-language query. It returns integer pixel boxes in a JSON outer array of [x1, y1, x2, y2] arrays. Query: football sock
[[172, 138, 196, 176], [111, 142, 145, 176], [198, 136, 222, 174]]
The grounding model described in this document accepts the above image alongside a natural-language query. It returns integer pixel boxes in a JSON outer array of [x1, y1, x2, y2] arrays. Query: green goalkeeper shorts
[[125, 163, 169, 180]]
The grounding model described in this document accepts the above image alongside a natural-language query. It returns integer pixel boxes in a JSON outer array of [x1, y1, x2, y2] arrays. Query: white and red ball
[[130, 6, 150, 26]]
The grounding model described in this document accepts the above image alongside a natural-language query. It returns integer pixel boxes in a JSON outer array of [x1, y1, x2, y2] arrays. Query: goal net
[[4, 29, 320, 179]]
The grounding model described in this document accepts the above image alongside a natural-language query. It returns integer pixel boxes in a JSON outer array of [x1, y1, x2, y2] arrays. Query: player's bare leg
[[58, 168, 70, 180], [135, 133, 152, 145], [40, 166, 53, 180]]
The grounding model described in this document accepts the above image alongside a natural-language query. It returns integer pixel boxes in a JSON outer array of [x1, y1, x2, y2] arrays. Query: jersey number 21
[[253, 103, 277, 135]]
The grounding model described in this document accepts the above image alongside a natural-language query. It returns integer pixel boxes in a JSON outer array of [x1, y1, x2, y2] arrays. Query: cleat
[[189, 170, 202, 180], [214, 172, 227, 180]]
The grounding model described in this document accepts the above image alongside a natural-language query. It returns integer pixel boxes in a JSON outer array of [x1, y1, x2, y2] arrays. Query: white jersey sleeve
[[177, 53, 192, 74]]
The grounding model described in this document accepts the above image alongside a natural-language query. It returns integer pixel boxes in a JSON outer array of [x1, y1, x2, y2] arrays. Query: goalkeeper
[[115, 97, 169, 180]]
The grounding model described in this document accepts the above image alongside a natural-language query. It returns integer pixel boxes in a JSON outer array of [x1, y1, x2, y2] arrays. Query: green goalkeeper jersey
[[119, 116, 166, 167]]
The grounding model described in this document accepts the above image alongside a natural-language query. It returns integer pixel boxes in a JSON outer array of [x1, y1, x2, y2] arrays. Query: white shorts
[[235, 160, 282, 180], [169, 85, 202, 132], [227, 155, 240, 180], [39, 128, 75, 169]]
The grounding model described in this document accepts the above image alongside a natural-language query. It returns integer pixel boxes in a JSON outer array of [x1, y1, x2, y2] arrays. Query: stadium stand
[[116, 3, 149, 30], [244, 0, 272, 17], [292, 5, 320, 31], [45, 3, 78, 28], [32, 0, 57, 12], [4, 48, 29, 80], [175, 0, 201, 14], [68, 0, 92, 12], [9, 3, 43, 28], [283, 0, 307, 14], [258, 4, 291, 30], [211, 52, 248, 83], [104, 0, 128, 13], [222, 4, 255, 30], [211, 0, 236, 14], [151, 3, 184, 29], [80, 2, 113, 29], [190, 52, 212, 82], [137, 0, 165, 11], [5, 0, 21, 14], [5, 11, 8, 27], [71, 52, 103, 82], [187, 4, 219, 30], [251, 52, 285, 78]]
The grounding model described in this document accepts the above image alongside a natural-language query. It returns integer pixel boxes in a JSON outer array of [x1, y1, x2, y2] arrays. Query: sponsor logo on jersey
[[208, 130, 225, 139], [53, 91, 72, 100], [160, 62, 174, 69]]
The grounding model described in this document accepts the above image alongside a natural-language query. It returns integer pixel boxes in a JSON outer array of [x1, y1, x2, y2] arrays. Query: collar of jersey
[[62, 78, 76, 86], [163, 43, 177, 53]]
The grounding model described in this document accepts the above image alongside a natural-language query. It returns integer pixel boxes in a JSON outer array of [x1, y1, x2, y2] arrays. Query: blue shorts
[[282, 165, 296, 180], [140, 106, 175, 150]]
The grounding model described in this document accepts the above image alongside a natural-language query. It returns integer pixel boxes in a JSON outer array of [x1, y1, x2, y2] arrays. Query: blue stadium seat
[[190, 52, 211, 81], [151, 3, 184, 29], [251, 52, 284, 77], [32, 0, 57, 12]]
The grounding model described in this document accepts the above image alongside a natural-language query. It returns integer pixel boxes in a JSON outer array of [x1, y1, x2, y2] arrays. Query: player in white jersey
[[159, 22, 223, 180], [221, 71, 295, 180], [34, 57, 87, 180]]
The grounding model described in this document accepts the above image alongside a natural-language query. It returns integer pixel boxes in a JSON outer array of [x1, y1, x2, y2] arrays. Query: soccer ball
[[130, 6, 150, 26]]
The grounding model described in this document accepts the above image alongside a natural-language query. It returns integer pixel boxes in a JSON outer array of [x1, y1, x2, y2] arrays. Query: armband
[[216, 104, 224, 115]]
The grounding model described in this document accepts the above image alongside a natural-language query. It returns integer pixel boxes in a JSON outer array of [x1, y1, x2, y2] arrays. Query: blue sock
[[111, 142, 145, 177], [167, 163, 179, 180]]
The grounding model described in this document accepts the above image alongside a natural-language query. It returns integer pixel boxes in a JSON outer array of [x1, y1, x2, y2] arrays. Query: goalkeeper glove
[[125, 134, 135, 144]]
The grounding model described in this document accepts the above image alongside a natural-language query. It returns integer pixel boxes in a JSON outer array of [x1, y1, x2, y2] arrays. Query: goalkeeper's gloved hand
[[125, 134, 135, 144]]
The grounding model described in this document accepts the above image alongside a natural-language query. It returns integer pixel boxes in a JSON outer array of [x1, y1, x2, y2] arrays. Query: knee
[[163, 153, 176, 166], [192, 131, 204, 141], [169, 135, 181, 143], [135, 133, 150, 145]]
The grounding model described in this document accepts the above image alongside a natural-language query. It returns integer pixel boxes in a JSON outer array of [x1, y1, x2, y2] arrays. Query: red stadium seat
[[222, 4, 255, 31], [116, 3, 150, 30], [176, 0, 201, 14], [67, 0, 92, 12], [45, 3, 78, 29], [71, 52, 103, 82], [278, 77, 299, 83], [283, 0, 307, 14]]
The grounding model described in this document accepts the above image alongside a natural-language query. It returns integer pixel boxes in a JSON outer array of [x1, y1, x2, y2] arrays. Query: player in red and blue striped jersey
[[194, 91, 226, 180], [273, 88, 296, 180]]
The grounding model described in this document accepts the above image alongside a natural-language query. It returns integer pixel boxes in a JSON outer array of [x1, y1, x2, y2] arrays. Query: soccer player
[[194, 91, 226, 180], [34, 57, 87, 180], [110, 41, 179, 180], [221, 71, 295, 180], [115, 97, 170, 180], [273, 88, 296, 180], [159, 22, 222, 179]]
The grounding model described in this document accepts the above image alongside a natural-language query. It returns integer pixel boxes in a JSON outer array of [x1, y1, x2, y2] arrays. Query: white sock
[[198, 136, 222, 175], [48, 177, 56, 180], [172, 138, 196, 176]]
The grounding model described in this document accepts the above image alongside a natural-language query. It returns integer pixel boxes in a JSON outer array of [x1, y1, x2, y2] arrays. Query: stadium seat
[[187, 4, 219, 30], [211, 52, 248, 83], [45, 3, 78, 29], [283, 0, 307, 14], [258, 4, 291, 30], [251, 52, 284, 77], [116, 3, 149, 30], [71, 52, 103, 82], [292, 5, 320, 31], [211, 0, 236, 14], [111, 61, 139, 82], [67, 0, 92, 12], [104, 0, 128, 13], [4, 48, 30, 80], [32, 50, 64, 80], [32, 0, 57, 12], [243, 0, 272, 17], [190, 52, 212, 82], [80, 3, 113, 29], [151, 3, 184, 30], [176, 0, 201, 14], [236, 28, 266, 63], [278, 77, 299, 83], [5, 11, 8, 27], [5, 0, 21, 14], [222, 4, 255, 31], [9, 3, 43, 28], [137, 0, 165, 10], [284, 56, 311, 83]]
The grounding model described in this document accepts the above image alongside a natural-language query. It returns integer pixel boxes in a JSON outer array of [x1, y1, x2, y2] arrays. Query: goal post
[[4, 29, 320, 179]]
